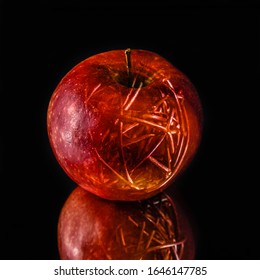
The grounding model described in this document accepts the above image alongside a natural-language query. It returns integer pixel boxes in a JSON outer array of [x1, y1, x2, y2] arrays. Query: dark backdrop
[[1, 1, 259, 260]]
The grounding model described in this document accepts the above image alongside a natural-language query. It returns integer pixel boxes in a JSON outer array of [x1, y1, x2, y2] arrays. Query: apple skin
[[58, 186, 196, 260], [47, 49, 203, 201]]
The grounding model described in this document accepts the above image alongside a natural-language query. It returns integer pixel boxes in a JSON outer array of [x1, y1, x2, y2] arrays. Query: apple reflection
[[58, 186, 195, 260]]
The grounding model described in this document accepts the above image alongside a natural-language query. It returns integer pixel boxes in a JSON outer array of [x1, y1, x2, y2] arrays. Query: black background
[[0, 1, 259, 260]]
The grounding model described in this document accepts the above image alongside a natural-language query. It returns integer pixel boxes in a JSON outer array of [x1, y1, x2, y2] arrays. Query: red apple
[[58, 186, 195, 260], [47, 49, 203, 200]]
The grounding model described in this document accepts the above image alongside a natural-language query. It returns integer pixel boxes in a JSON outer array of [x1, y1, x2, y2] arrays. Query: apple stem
[[125, 48, 132, 87]]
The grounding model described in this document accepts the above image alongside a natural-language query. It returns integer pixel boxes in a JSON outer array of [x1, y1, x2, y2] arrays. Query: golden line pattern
[[116, 193, 185, 260], [92, 78, 189, 191]]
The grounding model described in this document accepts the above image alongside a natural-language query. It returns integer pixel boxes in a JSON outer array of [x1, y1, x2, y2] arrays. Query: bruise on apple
[[47, 49, 203, 200], [58, 186, 195, 260]]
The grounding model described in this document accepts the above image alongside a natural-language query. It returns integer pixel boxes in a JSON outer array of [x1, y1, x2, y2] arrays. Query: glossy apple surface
[[58, 186, 195, 260], [47, 49, 203, 200]]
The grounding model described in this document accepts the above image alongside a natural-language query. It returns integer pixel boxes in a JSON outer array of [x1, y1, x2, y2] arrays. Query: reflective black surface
[[0, 0, 259, 260]]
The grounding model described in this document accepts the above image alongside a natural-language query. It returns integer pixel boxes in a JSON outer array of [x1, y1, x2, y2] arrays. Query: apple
[[58, 186, 195, 260], [47, 49, 203, 201]]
